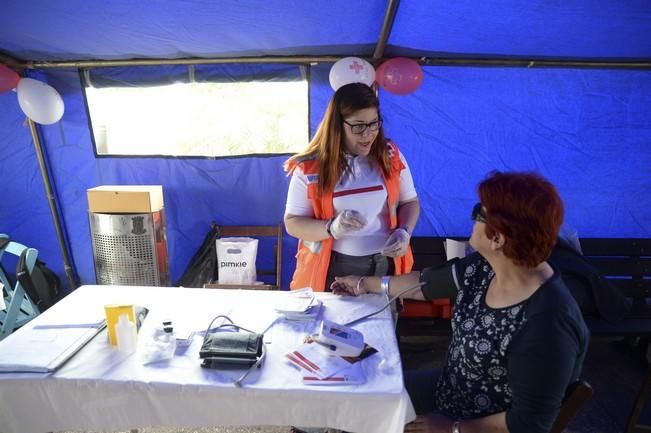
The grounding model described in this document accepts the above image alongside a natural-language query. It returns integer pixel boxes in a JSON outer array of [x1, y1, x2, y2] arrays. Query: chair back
[[203, 223, 283, 290], [549, 380, 594, 433], [0, 234, 40, 339]]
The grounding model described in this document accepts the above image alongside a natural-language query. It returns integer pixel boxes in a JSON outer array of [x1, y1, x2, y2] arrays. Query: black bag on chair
[[17, 251, 61, 312], [0, 237, 61, 312], [175, 222, 220, 288], [549, 237, 626, 323]]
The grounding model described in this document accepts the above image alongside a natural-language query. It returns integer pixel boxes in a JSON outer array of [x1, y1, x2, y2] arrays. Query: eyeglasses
[[471, 203, 488, 223], [342, 119, 383, 135]]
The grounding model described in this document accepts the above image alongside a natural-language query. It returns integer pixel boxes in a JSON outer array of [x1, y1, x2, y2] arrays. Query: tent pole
[[373, 0, 400, 61], [0, 53, 22, 70], [24, 56, 342, 69], [420, 57, 651, 69], [21, 55, 651, 71], [27, 118, 79, 290]]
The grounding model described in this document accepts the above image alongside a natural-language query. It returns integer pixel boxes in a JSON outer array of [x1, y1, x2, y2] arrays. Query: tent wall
[[0, 63, 650, 291]]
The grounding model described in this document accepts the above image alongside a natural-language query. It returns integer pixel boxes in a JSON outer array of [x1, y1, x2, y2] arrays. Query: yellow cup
[[104, 304, 135, 346]]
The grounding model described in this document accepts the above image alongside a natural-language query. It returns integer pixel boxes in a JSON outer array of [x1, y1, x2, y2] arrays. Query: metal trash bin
[[89, 210, 169, 286]]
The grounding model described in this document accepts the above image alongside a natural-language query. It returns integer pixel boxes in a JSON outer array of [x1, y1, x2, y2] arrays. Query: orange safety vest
[[287, 142, 414, 291]]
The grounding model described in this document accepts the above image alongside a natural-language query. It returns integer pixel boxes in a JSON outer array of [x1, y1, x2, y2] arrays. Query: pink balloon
[[0, 64, 21, 93], [375, 58, 423, 95]]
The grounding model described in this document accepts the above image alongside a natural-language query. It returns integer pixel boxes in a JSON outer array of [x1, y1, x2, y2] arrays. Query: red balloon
[[375, 58, 423, 95], [0, 64, 21, 93]]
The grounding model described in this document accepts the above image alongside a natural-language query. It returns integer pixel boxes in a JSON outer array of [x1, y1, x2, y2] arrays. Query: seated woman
[[332, 170, 590, 433]]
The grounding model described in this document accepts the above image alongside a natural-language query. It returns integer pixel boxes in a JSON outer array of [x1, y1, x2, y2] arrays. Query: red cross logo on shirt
[[349, 61, 364, 74]]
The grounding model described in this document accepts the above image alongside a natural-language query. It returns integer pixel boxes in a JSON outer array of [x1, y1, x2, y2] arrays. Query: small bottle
[[161, 322, 177, 359], [116, 314, 138, 354]]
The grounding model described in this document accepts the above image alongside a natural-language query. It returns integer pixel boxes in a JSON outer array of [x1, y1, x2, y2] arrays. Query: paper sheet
[[445, 238, 467, 261], [303, 362, 365, 385]]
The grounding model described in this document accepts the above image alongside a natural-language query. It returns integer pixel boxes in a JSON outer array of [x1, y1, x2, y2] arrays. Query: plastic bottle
[[160, 323, 177, 359], [116, 314, 138, 354]]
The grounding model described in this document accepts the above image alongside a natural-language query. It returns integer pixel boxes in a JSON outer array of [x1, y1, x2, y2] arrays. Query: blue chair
[[0, 234, 40, 340]]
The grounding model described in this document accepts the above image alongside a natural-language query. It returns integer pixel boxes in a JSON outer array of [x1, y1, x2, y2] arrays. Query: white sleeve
[[398, 151, 418, 202], [284, 167, 315, 217]]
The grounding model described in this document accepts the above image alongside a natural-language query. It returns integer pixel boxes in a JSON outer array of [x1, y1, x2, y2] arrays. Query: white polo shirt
[[285, 150, 417, 256]]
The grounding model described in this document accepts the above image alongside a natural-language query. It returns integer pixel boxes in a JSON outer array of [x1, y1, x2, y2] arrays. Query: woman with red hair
[[332, 171, 589, 433]]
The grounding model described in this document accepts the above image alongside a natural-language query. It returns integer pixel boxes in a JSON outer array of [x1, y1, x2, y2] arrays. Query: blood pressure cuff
[[419, 257, 461, 300], [200, 330, 263, 369]]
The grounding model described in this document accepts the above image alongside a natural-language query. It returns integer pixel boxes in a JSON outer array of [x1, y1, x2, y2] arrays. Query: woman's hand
[[329, 210, 367, 239], [331, 275, 367, 296], [381, 227, 411, 257]]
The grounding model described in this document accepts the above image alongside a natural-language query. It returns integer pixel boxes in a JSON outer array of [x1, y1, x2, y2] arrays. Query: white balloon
[[17, 78, 65, 125], [329, 57, 375, 91]]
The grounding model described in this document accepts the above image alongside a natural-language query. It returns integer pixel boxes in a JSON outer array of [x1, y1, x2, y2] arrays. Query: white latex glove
[[381, 228, 411, 258], [329, 210, 367, 239]]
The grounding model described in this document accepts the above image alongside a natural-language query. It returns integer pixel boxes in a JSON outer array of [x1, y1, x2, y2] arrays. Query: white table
[[0, 285, 416, 433]]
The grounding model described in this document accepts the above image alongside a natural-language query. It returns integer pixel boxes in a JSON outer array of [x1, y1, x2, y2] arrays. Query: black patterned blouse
[[420, 253, 589, 433], [435, 255, 527, 418]]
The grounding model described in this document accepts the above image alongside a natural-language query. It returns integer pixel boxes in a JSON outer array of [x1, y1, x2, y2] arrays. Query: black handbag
[[199, 315, 263, 369]]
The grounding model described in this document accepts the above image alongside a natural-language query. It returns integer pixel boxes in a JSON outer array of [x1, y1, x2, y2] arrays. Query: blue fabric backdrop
[[0, 1, 649, 291]]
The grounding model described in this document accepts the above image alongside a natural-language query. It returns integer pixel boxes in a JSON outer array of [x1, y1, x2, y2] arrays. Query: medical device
[[314, 319, 365, 357]]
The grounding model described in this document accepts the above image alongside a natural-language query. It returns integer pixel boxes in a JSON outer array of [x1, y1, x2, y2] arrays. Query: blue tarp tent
[[1, 1, 650, 291]]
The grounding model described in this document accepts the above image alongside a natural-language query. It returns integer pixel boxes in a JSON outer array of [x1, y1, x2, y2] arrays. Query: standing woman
[[284, 82, 420, 292]]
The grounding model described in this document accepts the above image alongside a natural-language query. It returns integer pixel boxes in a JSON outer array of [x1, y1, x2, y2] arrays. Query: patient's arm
[[331, 258, 459, 301]]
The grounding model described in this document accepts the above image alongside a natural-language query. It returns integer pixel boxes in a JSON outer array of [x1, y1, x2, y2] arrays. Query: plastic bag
[[136, 319, 177, 365], [216, 237, 258, 284]]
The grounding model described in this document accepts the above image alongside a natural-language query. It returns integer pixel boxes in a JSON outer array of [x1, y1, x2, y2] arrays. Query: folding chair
[[549, 380, 594, 433], [203, 223, 283, 290], [0, 234, 40, 340]]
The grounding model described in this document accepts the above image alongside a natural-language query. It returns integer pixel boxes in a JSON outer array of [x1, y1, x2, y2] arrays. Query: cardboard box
[[87, 185, 164, 213]]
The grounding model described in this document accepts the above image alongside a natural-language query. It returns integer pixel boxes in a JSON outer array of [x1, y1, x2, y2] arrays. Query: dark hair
[[479, 171, 564, 267], [285, 83, 391, 195]]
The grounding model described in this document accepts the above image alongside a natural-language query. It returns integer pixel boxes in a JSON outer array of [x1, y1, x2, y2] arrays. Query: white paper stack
[[285, 342, 352, 379], [302, 362, 365, 385], [275, 288, 322, 321], [286, 341, 369, 386]]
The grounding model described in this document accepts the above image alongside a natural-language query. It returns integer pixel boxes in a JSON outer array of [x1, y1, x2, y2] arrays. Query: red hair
[[479, 171, 564, 268]]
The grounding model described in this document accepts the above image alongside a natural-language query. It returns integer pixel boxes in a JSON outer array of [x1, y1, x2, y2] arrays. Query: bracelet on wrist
[[380, 275, 391, 296], [325, 217, 334, 238], [355, 276, 365, 295]]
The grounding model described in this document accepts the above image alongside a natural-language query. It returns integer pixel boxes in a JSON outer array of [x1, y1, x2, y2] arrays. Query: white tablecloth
[[0, 285, 416, 433]]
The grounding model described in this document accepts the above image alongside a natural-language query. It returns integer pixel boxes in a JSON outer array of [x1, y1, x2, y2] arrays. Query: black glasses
[[471, 203, 488, 223], [342, 119, 383, 135]]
